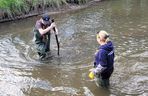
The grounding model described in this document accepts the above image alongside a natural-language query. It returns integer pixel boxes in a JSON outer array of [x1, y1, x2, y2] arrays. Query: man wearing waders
[[33, 14, 58, 60], [91, 30, 114, 88]]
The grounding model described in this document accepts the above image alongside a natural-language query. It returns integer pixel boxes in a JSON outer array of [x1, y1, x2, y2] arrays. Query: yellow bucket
[[89, 72, 95, 79]]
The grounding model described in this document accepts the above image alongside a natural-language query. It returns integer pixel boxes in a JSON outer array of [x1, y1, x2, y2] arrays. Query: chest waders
[[34, 24, 51, 59]]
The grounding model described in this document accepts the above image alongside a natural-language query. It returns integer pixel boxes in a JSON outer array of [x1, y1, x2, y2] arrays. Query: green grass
[[0, 0, 89, 19], [0, 0, 29, 18]]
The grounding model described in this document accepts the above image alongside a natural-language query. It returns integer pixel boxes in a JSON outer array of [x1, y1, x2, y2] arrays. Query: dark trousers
[[37, 33, 50, 59], [96, 67, 114, 87]]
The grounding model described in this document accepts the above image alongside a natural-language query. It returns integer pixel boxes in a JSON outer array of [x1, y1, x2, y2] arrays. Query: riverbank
[[0, 0, 102, 23]]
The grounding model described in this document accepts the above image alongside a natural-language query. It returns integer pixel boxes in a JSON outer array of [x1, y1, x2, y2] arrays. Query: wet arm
[[38, 26, 53, 35], [94, 64, 107, 74], [38, 23, 56, 35]]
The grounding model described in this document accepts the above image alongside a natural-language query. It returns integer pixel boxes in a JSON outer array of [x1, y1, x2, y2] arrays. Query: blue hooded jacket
[[94, 41, 114, 71]]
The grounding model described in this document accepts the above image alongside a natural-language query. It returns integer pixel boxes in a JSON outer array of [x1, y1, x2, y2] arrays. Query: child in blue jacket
[[92, 30, 115, 87]]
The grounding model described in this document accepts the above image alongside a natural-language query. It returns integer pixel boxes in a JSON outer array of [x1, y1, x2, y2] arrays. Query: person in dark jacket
[[33, 14, 58, 60], [92, 30, 114, 87]]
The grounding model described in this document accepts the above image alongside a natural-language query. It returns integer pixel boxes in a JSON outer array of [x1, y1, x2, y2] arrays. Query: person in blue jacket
[[92, 30, 115, 87]]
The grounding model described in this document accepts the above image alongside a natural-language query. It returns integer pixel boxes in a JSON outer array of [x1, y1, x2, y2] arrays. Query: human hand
[[54, 27, 58, 35], [50, 22, 56, 28], [90, 68, 99, 76]]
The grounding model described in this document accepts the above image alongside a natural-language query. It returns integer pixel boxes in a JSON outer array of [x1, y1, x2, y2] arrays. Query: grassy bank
[[0, 0, 89, 22]]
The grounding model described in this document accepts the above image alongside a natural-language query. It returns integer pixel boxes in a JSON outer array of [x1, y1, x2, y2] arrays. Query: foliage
[[0, 0, 29, 18], [0, 0, 89, 19]]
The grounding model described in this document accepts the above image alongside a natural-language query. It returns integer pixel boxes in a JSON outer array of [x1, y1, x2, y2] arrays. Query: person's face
[[96, 34, 101, 44], [96, 33, 105, 45], [41, 19, 49, 25]]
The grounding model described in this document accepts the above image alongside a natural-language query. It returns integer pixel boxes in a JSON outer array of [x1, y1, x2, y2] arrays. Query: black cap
[[42, 14, 50, 21]]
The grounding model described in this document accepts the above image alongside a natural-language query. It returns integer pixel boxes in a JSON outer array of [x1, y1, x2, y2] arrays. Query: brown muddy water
[[0, 0, 148, 96]]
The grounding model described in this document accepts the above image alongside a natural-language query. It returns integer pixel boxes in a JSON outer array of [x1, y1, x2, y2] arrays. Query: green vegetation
[[0, 0, 89, 20], [0, 0, 29, 18]]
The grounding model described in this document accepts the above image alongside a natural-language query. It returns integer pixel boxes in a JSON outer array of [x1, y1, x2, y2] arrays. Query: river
[[0, 0, 148, 96]]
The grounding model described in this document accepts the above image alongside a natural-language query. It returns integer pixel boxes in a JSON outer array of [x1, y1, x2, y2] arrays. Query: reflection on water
[[0, 0, 148, 96]]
